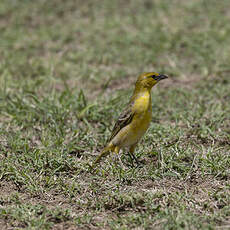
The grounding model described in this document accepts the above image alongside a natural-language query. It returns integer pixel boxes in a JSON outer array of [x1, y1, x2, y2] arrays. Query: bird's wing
[[108, 102, 134, 142]]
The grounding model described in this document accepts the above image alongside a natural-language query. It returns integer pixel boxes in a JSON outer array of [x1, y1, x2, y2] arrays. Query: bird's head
[[135, 72, 168, 90]]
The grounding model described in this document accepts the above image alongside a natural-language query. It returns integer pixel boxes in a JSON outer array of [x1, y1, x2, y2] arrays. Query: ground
[[0, 0, 230, 229]]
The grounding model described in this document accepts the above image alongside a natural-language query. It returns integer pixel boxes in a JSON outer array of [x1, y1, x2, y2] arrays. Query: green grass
[[0, 0, 230, 229]]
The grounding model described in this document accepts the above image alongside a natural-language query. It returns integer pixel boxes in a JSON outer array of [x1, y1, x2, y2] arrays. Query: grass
[[0, 0, 230, 229]]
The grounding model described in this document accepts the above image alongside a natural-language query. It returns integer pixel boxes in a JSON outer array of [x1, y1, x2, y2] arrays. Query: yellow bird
[[92, 72, 168, 167]]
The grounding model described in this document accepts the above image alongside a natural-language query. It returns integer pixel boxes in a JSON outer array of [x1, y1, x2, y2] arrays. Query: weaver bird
[[92, 72, 168, 167]]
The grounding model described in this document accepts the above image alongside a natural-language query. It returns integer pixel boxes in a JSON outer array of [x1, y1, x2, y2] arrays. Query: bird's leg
[[129, 144, 139, 165]]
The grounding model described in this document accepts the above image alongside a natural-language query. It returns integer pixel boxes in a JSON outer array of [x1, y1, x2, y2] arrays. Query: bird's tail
[[91, 143, 115, 168]]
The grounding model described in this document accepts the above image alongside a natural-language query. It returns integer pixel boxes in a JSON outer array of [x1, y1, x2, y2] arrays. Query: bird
[[92, 72, 168, 168]]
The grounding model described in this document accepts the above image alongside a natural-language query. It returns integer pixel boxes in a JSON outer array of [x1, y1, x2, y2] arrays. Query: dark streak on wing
[[107, 102, 134, 143]]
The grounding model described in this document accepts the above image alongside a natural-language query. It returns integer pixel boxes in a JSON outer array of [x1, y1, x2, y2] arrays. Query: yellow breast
[[123, 91, 152, 146], [132, 91, 152, 132], [133, 91, 151, 116], [111, 91, 152, 148]]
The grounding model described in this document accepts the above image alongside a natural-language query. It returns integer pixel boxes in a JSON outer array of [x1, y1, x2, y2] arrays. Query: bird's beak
[[155, 74, 168, 81]]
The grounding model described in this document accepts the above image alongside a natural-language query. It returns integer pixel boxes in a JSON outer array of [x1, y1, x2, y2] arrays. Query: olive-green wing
[[108, 102, 134, 143]]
